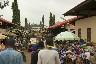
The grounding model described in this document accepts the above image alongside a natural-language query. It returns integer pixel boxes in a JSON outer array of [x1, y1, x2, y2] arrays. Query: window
[[72, 31, 75, 34], [87, 28, 91, 42], [78, 28, 81, 38]]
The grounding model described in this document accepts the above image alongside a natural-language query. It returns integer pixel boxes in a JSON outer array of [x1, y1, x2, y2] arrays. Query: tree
[[25, 18, 28, 30], [49, 12, 53, 26], [40, 21, 42, 26], [42, 15, 44, 28], [49, 12, 55, 26], [40, 21, 42, 31], [28, 22, 31, 30], [0, 0, 9, 9], [12, 0, 20, 26], [52, 14, 55, 25]]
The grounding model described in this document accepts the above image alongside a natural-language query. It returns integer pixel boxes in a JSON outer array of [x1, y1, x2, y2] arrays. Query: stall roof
[[63, 0, 96, 16]]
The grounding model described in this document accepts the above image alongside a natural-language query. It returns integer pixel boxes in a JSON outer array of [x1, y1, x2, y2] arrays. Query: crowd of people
[[30, 39, 96, 64], [54, 40, 96, 64], [0, 36, 96, 64]]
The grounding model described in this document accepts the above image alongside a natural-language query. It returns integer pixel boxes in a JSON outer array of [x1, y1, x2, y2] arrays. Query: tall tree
[[40, 21, 42, 29], [42, 15, 44, 28], [40, 21, 42, 26], [28, 22, 31, 30], [0, 0, 9, 9], [12, 0, 20, 26], [52, 14, 55, 25], [49, 12, 53, 26], [49, 12, 55, 26], [25, 18, 28, 30]]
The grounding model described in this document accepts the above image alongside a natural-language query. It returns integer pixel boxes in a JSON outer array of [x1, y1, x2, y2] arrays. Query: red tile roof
[[48, 16, 83, 29], [0, 17, 13, 24]]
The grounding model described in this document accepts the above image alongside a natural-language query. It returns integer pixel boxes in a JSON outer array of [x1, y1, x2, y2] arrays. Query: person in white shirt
[[37, 39, 61, 64], [84, 49, 90, 60]]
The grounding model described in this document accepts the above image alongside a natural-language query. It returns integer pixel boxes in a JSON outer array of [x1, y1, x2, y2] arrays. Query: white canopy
[[55, 31, 80, 41]]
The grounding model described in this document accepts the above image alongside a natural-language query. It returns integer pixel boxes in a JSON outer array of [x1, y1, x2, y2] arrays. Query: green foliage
[[49, 12, 55, 26], [49, 12, 53, 26], [25, 18, 28, 29], [0, 0, 9, 9], [40, 21, 42, 31], [42, 15, 44, 28], [12, 0, 20, 26], [52, 14, 55, 25], [40, 15, 45, 31]]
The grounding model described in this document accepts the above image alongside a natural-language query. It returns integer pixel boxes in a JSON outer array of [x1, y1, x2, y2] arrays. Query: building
[[31, 24, 41, 31], [0, 17, 14, 34], [75, 16, 96, 42], [63, 0, 96, 43]]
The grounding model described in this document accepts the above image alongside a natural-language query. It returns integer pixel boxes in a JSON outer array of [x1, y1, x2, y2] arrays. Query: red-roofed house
[[0, 17, 14, 34], [63, 0, 96, 43]]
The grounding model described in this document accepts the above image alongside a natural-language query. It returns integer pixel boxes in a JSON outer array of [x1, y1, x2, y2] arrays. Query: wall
[[32, 27, 40, 31], [75, 16, 96, 43]]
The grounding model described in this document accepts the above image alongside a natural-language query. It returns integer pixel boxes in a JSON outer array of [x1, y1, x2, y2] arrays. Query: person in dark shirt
[[31, 41, 44, 64]]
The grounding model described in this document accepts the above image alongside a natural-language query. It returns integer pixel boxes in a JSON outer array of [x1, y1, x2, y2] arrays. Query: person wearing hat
[[62, 50, 74, 64], [64, 52, 73, 64], [0, 37, 24, 64]]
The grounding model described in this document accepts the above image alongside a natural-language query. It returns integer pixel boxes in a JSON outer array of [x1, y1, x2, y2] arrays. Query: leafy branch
[[0, 0, 9, 9]]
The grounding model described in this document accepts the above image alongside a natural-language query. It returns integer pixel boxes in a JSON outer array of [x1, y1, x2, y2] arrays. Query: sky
[[0, 0, 84, 26]]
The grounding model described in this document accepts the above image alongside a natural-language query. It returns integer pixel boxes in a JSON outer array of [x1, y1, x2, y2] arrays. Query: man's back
[[0, 48, 24, 64], [37, 49, 60, 64]]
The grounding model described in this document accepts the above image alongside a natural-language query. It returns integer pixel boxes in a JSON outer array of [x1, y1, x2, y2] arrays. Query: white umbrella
[[55, 31, 80, 41]]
